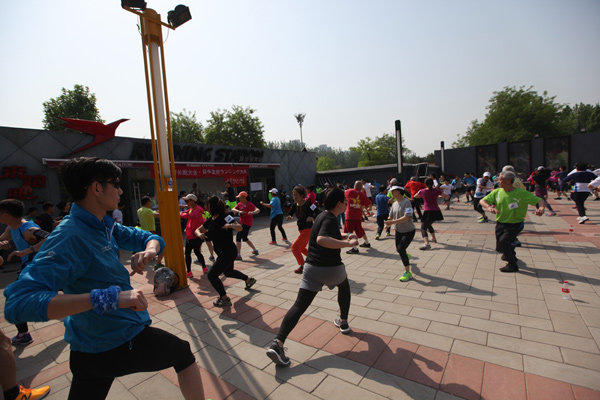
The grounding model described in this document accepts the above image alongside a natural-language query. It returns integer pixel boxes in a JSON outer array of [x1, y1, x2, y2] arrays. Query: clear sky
[[1, 0, 599, 156]]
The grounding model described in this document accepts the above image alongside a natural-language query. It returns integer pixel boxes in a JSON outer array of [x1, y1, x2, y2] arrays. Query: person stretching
[[287, 186, 320, 274]]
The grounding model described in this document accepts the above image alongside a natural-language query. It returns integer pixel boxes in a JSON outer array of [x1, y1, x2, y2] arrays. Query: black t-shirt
[[305, 211, 342, 267], [202, 215, 236, 255], [289, 201, 320, 231], [226, 187, 235, 201], [35, 213, 54, 233]]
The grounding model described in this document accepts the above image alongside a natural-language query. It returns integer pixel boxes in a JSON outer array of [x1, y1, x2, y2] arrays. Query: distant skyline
[[1, 0, 599, 156]]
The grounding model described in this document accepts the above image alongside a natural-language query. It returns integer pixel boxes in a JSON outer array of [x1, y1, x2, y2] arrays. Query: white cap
[[390, 185, 404, 191], [182, 194, 197, 201], [270, 188, 278, 194], [537, 166, 545, 170], [483, 172, 492, 178]]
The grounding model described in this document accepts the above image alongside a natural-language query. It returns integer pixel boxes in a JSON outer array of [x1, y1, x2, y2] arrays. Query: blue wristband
[[90, 286, 122, 315]]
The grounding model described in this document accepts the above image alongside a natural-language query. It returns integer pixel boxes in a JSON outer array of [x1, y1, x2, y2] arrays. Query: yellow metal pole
[[139, 8, 188, 289]]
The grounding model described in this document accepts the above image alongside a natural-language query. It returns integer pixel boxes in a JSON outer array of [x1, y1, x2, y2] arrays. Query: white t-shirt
[[363, 182, 373, 198], [589, 176, 600, 189], [474, 178, 494, 198], [440, 184, 454, 196], [112, 209, 123, 224]]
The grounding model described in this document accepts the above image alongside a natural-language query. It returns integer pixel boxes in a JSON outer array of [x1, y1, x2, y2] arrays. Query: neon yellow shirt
[[137, 206, 156, 231], [482, 188, 540, 224]]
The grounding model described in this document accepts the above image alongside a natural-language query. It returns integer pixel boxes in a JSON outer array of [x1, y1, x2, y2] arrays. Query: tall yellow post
[[136, 8, 188, 289]]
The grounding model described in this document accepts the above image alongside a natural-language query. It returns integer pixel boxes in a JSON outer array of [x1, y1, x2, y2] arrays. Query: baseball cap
[[236, 191, 248, 198], [483, 172, 492, 178], [270, 188, 278, 194], [390, 178, 398, 184], [182, 194, 197, 202], [594, 169, 600, 175], [390, 185, 404, 191], [537, 166, 545, 170]]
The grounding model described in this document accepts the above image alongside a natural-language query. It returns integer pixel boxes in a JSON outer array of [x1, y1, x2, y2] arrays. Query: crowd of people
[[1, 156, 599, 398]]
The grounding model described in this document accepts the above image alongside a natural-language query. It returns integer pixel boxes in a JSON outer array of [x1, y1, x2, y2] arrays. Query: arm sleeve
[[482, 190, 496, 204], [113, 224, 166, 255]]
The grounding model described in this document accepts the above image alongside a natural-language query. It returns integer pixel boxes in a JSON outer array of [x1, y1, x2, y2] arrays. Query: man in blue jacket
[[4, 157, 204, 400]]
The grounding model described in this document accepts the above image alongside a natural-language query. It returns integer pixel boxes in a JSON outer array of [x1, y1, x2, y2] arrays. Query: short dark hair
[[292, 186, 307, 198], [42, 202, 54, 211], [27, 206, 38, 214], [0, 199, 25, 218], [141, 196, 152, 206], [307, 184, 316, 192], [379, 185, 386, 193], [207, 196, 227, 216], [323, 187, 344, 210], [424, 178, 434, 189], [575, 162, 587, 171], [60, 157, 122, 201]]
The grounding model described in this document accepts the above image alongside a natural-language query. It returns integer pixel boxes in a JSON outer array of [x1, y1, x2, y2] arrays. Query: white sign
[[250, 181, 263, 191]]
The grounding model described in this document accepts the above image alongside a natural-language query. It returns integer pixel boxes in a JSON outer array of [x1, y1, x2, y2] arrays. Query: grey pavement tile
[[199, 327, 244, 352], [561, 347, 600, 371], [366, 298, 412, 315], [265, 382, 321, 400], [451, 340, 523, 370], [360, 367, 438, 400], [544, 293, 580, 313], [231, 322, 275, 347], [312, 375, 387, 400], [266, 361, 327, 393], [105, 379, 140, 400], [116, 371, 157, 390], [437, 303, 491, 319], [393, 294, 440, 310], [383, 286, 423, 298], [459, 315, 521, 338], [434, 391, 466, 400], [524, 355, 600, 391], [306, 350, 370, 385], [420, 292, 467, 305], [393, 327, 454, 352], [173, 318, 212, 338], [349, 304, 385, 320], [518, 297, 550, 318], [427, 321, 488, 345], [41, 375, 71, 400], [516, 283, 545, 300], [195, 344, 241, 377], [409, 307, 460, 325], [349, 316, 400, 337], [380, 311, 431, 331], [252, 293, 289, 307], [490, 310, 553, 330], [176, 331, 208, 354], [590, 327, 600, 349], [521, 327, 600, 354], [230, 340, 274, 370], [549, 310, 593, 338], [490, 287, 519, 305], [487, 333, 562, 362]]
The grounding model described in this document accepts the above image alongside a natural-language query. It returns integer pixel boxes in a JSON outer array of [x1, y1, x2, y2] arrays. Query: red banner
[[227, 176, 247, 187], [151, 165, 249, 179]]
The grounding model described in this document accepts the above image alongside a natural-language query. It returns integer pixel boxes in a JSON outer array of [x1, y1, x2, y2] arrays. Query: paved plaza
[[1, 197, 600, 400]]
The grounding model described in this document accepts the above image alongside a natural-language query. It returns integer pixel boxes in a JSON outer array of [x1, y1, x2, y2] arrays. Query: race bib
[[405, 207, 414, 214], [310, 204, 317, 211], [508, 202, 519, 209]]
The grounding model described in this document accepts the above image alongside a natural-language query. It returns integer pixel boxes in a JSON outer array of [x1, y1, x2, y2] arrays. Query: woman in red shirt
[[232, 192, 260, 260], [180, 194, 207, 277]]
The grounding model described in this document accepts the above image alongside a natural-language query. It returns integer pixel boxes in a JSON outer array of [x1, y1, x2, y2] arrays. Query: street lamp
[[294, 113, 306, 152], [123, 2, 191, 289]]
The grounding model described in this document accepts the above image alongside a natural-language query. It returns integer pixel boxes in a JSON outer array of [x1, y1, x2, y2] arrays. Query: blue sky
[[1, 0, 599, 156]]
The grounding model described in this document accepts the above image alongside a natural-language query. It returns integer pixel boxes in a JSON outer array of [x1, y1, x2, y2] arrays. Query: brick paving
[[1, 196, 600, 399]]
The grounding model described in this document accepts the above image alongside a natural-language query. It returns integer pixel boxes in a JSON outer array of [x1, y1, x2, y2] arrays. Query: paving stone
[[561, 348, 600, 371], [524, 355, 600, 391], [220, 362, 281, 399], [437, 302, 491, 319], [518, 298, 551, 318], [487, 333, 562, 362], [360, 367, 437, 400], [381, 311, 431, 331], [393, 327, 454, 352], [549, 310, 593, 338], [427, 322, 488, 345], [439, 354, 484, 400], [490, 310, 553, 330], [312, 375, 387, 400], [465, 298, 519, 314], [409, 307, 461, 325], [459, 315, 521, 338], [521, 326, 600, 354], [404, 346, 449, 389], [480, 362, 526, 400], [525, 373, 575, 400], [451, 340, 523, 371]]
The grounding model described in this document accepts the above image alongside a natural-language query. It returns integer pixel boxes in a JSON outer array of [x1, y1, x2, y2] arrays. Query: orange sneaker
[[15, 385, 51, 400]]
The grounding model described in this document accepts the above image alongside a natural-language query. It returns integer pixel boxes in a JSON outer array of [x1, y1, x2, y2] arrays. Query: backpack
[[153, 267, 179, 296]]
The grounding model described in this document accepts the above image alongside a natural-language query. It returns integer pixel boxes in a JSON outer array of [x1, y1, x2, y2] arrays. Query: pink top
[[180, 205, 205, 240], [417, 188, 443, 211], [234, 201, 257, 226], [306, 191, 317, 205]]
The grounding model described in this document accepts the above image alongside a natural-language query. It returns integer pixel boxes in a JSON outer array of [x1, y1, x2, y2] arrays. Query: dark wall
[[435, 147, 476, 175], [572, 132, 599, 166]]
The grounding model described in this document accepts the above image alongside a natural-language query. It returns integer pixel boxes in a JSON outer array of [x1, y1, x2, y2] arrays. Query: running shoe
[[579, 216, 589, 224], [478, 217, 489, 223], [499, 264, 519, 273], [209, 256, 215, 262], [346, 248, 359, 254], [386, 232, 391, 237], [203, 267, 208, 273], [186, 271, 193, 278], [11, 333, 33, 346], [236, 255, 243, 261], [334, 318, 351, 334], [407, 253, 411, 259], [269, 241, 277, 245], [213, 297, 231, 307], [554, 197, 562, 200], [375, 234, 380, 240], [193, 260, 201, 264], [294, 265, 304, 274], [251, 249, 259, 255], [283, 238, 289, 242], [359, 243, 371, 248], [419, 244, 431, 250], [13, 385, 50, 400], [511, 240, 522, 247], [245, 277, 257, 290], [546, 211, 557, 216], [267, 339, 290, 366], [430, 238, 437, 243], [399, 271, 413, 282]]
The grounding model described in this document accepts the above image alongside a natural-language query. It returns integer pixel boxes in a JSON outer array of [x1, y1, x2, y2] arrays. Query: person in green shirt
[[480, 171, 546, 273], [137, 196, 164, 266]]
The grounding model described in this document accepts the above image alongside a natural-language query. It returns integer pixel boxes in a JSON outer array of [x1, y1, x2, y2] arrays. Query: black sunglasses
[[98, 180, 121, 189]]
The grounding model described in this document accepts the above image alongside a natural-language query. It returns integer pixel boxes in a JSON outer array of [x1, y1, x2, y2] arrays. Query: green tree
[[316, 156, 337, 171], [350, 133, 413, 167], [42, 84, 104, 131], [452, 86, 573, 148], [558, 103, 600, 134], [204, 105, 265, 148], [170, 109, 203, 143]]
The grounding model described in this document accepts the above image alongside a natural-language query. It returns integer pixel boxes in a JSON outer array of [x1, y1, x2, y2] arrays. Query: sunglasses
[[99, 180, 121, 189]]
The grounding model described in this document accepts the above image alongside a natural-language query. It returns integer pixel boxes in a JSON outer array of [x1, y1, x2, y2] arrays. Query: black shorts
[[236, 224, 252, 242]]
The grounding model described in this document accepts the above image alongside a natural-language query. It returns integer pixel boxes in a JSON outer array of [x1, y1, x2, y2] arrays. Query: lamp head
[[168, 5, 192, 28], [121, 0, 147, 10]]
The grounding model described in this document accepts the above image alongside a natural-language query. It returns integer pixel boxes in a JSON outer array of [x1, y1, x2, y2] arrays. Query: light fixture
[[121, 0, 147, 10], [168, 5, 192, 28]]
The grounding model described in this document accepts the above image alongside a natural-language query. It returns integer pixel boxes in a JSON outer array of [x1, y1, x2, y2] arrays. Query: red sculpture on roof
[[60, 118, 128, 155]]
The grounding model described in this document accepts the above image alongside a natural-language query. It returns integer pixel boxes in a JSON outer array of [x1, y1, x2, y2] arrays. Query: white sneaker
[[579, 216, 589, 224]]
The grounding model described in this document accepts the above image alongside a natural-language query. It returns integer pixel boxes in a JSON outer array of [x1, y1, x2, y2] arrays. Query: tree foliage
[[316, 156, 337, 171], [42, 84, 104, 131], [350, 133, 416, 167], [452, 86, 600, 148], [203, 105, 265, 148], [170, 109, 203, 143]]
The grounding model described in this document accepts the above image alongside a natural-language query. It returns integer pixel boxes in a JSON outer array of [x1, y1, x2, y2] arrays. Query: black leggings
[[571, 192, 590, 217], [411, 199, 423, 221], [270, 214, 287, 241], [276, 279, 351, 343], [68, 326, 195, 400], [208, 252, 248, 297], [396, 230, 416, 266], [376, 214, 390, 235], [420, 219, 435, 238], [185, 237, 205, 271]]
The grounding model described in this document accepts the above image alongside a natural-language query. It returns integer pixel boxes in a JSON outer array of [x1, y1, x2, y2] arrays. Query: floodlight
[[167, 5, 192, 28], [121, 0, 147, 10]]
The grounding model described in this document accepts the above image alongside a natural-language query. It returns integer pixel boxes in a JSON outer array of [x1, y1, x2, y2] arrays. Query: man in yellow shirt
[[137, 197, 164, 266]]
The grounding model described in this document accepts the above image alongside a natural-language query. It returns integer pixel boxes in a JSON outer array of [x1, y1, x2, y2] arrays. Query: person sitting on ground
[[3, 157, 204, 400]]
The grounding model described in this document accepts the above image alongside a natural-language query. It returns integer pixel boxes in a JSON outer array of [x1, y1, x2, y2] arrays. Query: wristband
[[90, 286, 122, 315]]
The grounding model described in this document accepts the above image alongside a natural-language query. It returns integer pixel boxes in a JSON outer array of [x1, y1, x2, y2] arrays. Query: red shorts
[[344, 219, 365, 238]]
